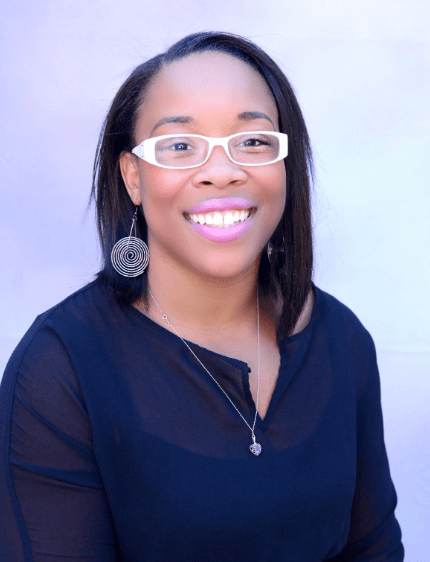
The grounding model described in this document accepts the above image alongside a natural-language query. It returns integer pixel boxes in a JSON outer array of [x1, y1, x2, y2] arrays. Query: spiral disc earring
[[111, 207, 149, 277]]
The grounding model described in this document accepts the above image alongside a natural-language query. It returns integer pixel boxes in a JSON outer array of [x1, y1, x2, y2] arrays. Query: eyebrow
[[150, 116, 193, 135], [150, 111, 275, 135], [237, 111, 275, 128]]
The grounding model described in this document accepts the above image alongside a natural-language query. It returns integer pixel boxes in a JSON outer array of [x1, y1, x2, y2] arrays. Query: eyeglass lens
[[154, 133, 280, 167]]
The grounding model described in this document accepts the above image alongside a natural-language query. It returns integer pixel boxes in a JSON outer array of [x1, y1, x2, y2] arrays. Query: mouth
[[183, 207, 257, 229]]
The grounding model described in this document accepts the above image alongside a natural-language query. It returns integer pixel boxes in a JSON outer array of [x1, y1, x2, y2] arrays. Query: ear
[[120, 152, 142, 205]]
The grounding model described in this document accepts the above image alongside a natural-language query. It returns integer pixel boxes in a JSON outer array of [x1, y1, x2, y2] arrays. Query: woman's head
[[91, 31, 314, 339]]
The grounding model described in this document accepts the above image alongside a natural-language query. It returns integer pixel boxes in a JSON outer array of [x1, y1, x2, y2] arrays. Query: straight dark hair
[[90, 31, 314, 341]]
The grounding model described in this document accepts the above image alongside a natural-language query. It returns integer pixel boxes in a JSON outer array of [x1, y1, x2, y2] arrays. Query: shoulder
[[312, 284, 377, 359], [311, 286, 381, 399], [1, 279, 116, 381], [0, 284, 103, 457], [37, 278, 114, 325]]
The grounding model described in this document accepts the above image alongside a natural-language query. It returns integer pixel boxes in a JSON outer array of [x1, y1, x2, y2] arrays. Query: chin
[[189, 253, 258, 282]]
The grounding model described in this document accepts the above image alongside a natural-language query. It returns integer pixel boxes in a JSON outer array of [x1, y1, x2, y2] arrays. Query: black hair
[[90, 31, 314, 340]]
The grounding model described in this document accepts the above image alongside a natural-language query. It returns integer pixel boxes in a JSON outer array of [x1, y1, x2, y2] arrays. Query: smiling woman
[[91, 34, 315, 337], [0, 31, 404, 561], [119, 50, 289, 326]]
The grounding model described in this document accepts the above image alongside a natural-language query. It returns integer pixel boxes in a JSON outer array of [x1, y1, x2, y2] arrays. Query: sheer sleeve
[[327, 336, 404, 561], [0, 324, 119, 562]]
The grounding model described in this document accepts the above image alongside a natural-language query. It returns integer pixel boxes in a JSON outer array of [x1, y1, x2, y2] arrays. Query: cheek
[[258, 163, 286, 206], [256, 165, 286, 234], [139, 167, 188, 207]]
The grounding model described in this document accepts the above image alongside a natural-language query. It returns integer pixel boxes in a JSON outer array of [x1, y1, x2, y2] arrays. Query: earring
[[267, 241, 273, 260], [111, 207, 149, 277]]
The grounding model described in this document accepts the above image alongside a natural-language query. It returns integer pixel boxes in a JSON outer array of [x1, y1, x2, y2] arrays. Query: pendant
[[249, 441, 262, 456]]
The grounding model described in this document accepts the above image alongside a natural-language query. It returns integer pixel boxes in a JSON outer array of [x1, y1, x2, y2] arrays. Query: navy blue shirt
[[0, 280, 404, 561]]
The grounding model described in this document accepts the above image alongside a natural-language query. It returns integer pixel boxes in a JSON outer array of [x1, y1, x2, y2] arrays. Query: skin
[[120, 51, 314, 419]]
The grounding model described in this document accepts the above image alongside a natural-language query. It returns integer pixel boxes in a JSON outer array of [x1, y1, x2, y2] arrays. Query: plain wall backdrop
[[1, 0, 429, 558]]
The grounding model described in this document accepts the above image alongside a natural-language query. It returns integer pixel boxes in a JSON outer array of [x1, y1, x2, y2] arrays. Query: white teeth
[[213, 213, 223, 226], [224, 212, 234, 226], [187, 209, 252, 228]]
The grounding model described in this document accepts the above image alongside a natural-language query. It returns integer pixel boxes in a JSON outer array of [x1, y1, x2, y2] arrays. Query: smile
[[183, 208, 257, 243], [183, 208, 257, 228]]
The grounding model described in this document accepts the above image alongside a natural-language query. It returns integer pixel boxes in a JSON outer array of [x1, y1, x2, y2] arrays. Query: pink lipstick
[[185, 197, 255, 215]]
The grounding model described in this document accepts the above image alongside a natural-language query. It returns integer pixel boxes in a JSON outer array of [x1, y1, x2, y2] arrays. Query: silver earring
[[267, 241, 273, 260], [111, 207, 149, 277]]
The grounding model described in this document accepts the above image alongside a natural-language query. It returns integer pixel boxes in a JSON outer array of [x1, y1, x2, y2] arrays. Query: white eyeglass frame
[[131, 131, 288, 169]]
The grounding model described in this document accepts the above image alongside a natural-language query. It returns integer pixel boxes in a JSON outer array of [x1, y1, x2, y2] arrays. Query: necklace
[[147, 286, 262, 456]]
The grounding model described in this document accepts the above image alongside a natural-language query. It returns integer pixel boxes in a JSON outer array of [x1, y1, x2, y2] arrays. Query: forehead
[[137, 51, 278, 133]]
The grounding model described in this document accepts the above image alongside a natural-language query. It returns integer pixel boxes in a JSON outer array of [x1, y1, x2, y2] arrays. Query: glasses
[[131, 131, 288, 169]]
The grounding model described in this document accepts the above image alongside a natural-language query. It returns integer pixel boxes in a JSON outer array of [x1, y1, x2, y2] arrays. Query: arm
[[0, 326, 120, 562], [327, 337, 404, 561]]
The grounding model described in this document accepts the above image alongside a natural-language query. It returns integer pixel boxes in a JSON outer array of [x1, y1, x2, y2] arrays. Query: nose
[[191, 145, 247, 188]]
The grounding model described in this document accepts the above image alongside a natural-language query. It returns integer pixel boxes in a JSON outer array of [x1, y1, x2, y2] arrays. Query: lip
[[185, 197, 255, 215]]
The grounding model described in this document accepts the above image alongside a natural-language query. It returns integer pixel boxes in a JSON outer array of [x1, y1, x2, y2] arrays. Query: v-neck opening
[[127, 283, 319, 430]]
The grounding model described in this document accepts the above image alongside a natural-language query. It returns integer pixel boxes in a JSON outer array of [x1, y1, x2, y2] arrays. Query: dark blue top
[[0, 280, 404, 561]]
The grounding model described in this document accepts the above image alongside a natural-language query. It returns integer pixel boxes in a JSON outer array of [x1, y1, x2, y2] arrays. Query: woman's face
[[121, 51, 286, 282]]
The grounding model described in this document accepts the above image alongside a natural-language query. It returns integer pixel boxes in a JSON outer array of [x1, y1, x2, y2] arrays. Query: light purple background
[[1, 1, 429, 557]]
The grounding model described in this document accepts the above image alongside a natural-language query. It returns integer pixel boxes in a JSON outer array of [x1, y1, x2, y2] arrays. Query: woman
[[0, 31, 404, 561]]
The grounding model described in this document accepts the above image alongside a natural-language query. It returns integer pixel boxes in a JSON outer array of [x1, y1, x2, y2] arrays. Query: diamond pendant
[[250, 442, 262, 456], [250, 435, 262, 456]]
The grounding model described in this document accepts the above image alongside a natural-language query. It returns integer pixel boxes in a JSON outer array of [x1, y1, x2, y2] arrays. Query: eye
[[242, 137, 269, 147], [233, 134, 275, 152], [156, 137, 197, 152], [170, 142, 191, 151]]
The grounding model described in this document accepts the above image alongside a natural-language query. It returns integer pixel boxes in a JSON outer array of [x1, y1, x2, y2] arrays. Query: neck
[[141, 253, 264, 337]]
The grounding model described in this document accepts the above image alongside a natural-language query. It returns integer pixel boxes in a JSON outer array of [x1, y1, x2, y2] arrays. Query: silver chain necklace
[[147, 286, 262, 456]]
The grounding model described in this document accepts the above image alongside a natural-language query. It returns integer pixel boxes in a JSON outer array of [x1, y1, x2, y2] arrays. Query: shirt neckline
[[126, 282, 319, 366], [126, 283, 319, 430]]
